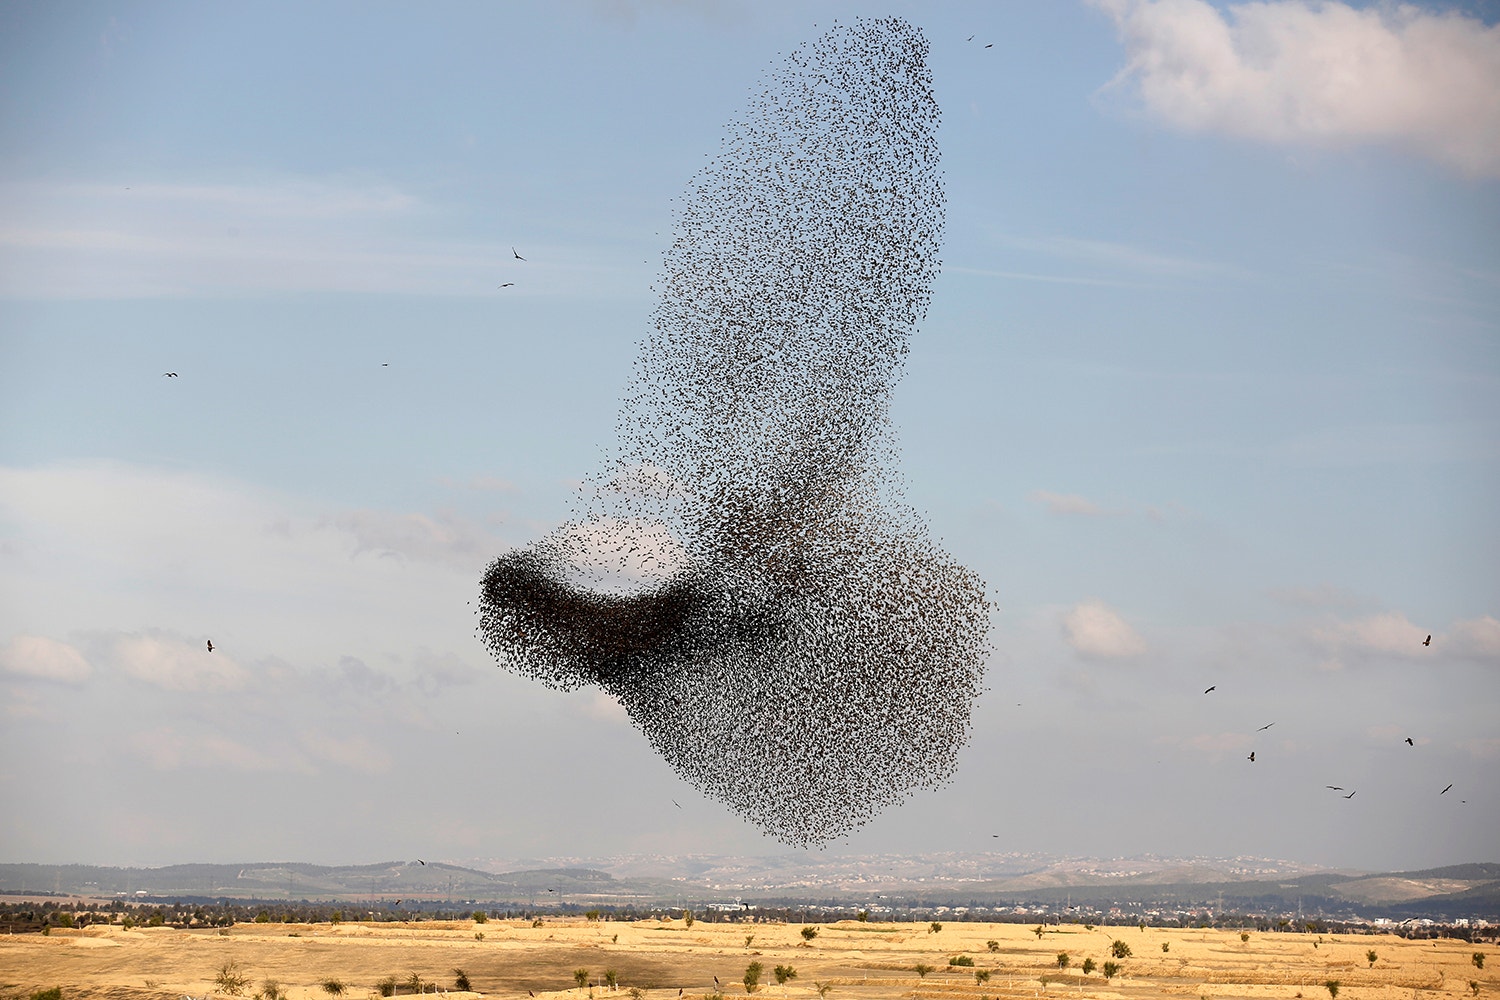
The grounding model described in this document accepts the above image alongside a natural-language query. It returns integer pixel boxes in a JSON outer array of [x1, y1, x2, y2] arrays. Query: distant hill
[[2, 855, 1495, 919]]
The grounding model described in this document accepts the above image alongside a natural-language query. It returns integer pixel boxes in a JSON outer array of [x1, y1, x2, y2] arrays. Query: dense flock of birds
[[158, 21, 1467, 837], [474, 17, 991, 847]]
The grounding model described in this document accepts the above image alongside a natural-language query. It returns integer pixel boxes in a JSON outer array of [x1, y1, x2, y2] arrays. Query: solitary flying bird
[[418, 859, 425, 865], [206, 639, 214, 653], [1423, 634, 1432, 646], [1441, 783, 1454, 794], [513, 247, 526, 260], [500, 282, 515, 287], [1343, 790, 1356, 799], [1258, 723, 1274, 731], [163, 372, 178, 377], [1204, 685, 1216, 694], [1326, 786, 1344, 791], [1405, 737, 1414, 746], [1247, 751, 1255, 762]]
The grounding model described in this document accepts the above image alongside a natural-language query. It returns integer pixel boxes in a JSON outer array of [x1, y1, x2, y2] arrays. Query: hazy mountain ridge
[[3, 855, 1495, 917]]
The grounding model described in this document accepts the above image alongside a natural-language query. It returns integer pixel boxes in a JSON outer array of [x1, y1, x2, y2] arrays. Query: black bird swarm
[[477, 18, 989, 846]]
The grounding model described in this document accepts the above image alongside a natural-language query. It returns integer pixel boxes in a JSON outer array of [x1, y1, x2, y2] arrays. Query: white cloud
[[1063, 600, 1148, 658], [1093, 0, 1500, 177], [1031, 491, 1106, 516], [1307, 609, 1430, 666], [0, 635, 93, 684], [110, 632, 249, 692], [1448, 614, 1500, 661]]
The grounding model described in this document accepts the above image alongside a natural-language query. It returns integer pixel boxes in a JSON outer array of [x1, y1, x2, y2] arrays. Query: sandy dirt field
[[1, 917, 1493, 1000]]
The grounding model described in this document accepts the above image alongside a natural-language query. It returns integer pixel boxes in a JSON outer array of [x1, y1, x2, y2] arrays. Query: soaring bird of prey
[[163, 372, 178, 377], [1343, 790, 1356, 799], [1257, 723, 1274, 731], [1326, 786, 1344, 791], [1247, 752, 1255, 762], [500, 282, 515, 288], [1441, 784, 1454, 794], [1423, 634, 1432, 646], [418, 859, 425, 865], [1405, 737, 1415, 746], [1204, 685, 1216, 694], [512, 247, 526, 260], [206, 639, 214, 653]]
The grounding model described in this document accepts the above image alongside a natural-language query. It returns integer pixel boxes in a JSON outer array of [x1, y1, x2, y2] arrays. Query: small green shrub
[[1056, 952, 1070, 970], [472, 911, 487, 924], [744, 961, 763, 993], [931, 922, 943, 934], [856, 911, 869, 922], [1081, 958, 1096, 976], [1241, 932, 1251, 943], [475, 931, 484, 941], [1033, 925, 1045, 939], [1474, 954, 1485, 970], [975, 970, 991, 985], [258, 979, 285, 1000], [604, 970, 618, 989], [30, 990, 62, 1000], [575, 969, 590, 989], [1111, 940, 1133, 959], [586, 910, 601, 922], [745, 933, 756, 949], [1325, 981, 1340, 1000], [913, 963, 935, 979], [216, 961, 251, 996], [774, 965, 797, 986], [1102, 962, 1121, 981], [376, 976, 397, 998], [532, 918, 544, 928], [321, 980, 345, 996], [1162, 942, 1171, 953], [454, 969, 471, 991], [950, 956, 974, 967], [1367, 950, 1378, 967], [987, 940, 1000, 953], [682, 910, 694, 928], [801, 926, 818, 941]]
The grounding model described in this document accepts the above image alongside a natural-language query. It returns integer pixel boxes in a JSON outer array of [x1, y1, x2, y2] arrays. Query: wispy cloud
[[1030, 491, 1106, 517], [1063, 600, 1148, 658], [1092, 0, 1500, 178], [0, 178, 630, 298], [0, 635, 93, 684]]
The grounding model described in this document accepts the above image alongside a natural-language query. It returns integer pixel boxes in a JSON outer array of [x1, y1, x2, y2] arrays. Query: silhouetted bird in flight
[[513, 247, 526, 260], [984, 43, 993, 48], [418, 859, 425, 865], [1247, 752, 1255, 762], [1258, 723, 1274, 731], [1423, 634, 1432, 646], [1204, 685, 1216, 694], [715, 977, 721, 987], [500, 282, 515, 288], [393, 900, 401, 906], [1326, 786, 1344, 791], [1343, 790, 1356, 799], [163, 372, 178, 377], [672, 799, 682, 809], [1441, 784, 1454, 794], [966, 34, 975, 41], [1405, 737, 1415, 746], [206, 639, 214, 653]]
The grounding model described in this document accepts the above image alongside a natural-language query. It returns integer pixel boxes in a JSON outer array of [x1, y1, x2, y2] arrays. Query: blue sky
[[1, 0, 1497, 872]]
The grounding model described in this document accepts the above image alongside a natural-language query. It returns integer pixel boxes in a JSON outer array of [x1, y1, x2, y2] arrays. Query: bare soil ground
[[1, 917, 1493, 1000]]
